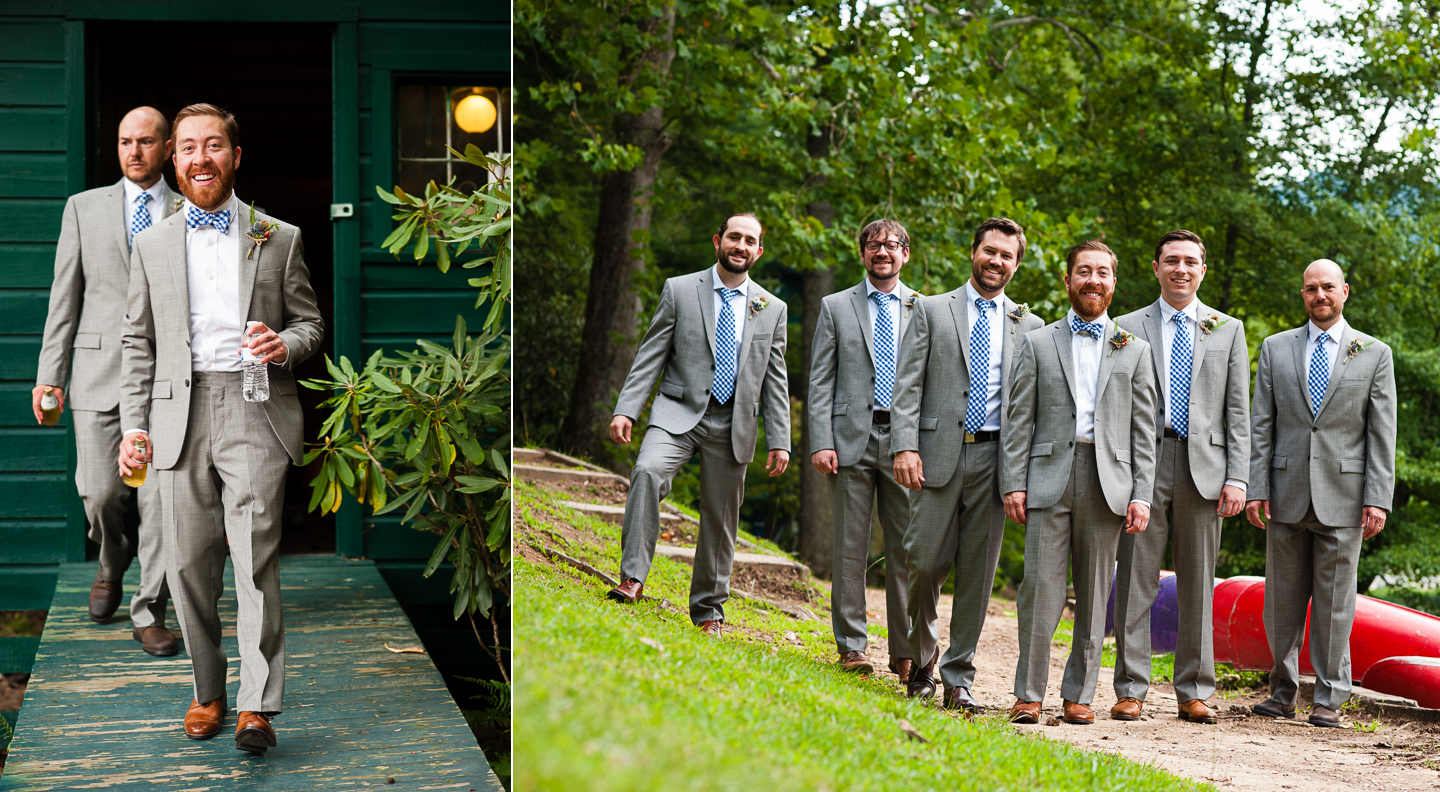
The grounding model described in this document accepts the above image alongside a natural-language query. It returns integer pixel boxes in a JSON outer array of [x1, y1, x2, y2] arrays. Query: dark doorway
[[89, 25, 336, 554]]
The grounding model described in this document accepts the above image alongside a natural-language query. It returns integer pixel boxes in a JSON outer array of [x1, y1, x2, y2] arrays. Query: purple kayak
[[1104, 570, 1179, 654]]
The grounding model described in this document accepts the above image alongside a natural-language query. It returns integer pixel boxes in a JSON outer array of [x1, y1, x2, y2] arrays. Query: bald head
[[117, 106, 172, 189], [1301, 258, 1349, 329]]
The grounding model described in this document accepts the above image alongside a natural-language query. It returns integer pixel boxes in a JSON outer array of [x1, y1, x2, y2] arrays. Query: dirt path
[[852, 586, 1440, 791]]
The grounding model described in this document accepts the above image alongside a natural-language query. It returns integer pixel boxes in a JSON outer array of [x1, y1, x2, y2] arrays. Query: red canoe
[[1212, 577, 1440, 682], [1362, 657, 1440, 709]]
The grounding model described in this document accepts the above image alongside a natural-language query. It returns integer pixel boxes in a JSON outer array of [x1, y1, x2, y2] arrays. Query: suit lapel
[[160, 183, 179, 220], [1140, 303, 1165, 410], [737, 285, 760, 376], [1188, 301, 1211, 384], [165, 214, 191, 331], [1000, 297, 1016, 386], [110, 180, 131, 262], [1053, 322, 1079, 407], [697, 271, 718, 357], [952, 291, 972, 378], [237, 198, 259, 321], [1095, 319, 1120, 403], [1314, 324, 1357, 421], [850, 286, 875, 367], [1290, 327, 1312, 415], [897, 283, 913, 344]]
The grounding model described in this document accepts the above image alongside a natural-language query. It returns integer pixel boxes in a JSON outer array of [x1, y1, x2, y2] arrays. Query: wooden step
[[655, 544, 806, 570], [559, 500, 680, 525], [514, 463, 627, 487]]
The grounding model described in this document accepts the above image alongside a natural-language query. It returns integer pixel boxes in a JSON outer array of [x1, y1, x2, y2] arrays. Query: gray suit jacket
[[120, 198, 325, 469], [37, 179, 181, 411], [807, 280, 918, 467], [1117, 299, 1251, 499], [890, 288, 1044, 489], [1247, 323, 1396, 527], [612, 267, 791, 463], [1003, 317, 1159, 516]]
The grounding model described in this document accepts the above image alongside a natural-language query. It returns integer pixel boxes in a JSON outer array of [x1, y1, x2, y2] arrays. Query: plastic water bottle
[[242, 321, 270, 402]]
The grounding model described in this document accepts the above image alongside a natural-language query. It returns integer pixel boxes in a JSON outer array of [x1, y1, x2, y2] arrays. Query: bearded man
[[118, 103, 324, 753], [605, 213, 791, 637], [1003, 240, 1158, 726], [35, 107, 180, 653]]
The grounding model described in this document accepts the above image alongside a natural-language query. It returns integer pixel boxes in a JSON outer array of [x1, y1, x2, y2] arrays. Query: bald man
[[36, 106, 181, 655], [1246, 259, 1396, 727]]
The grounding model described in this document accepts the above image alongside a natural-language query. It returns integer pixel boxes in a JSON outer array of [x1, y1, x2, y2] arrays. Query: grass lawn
[[514, 482, 1209, 791]]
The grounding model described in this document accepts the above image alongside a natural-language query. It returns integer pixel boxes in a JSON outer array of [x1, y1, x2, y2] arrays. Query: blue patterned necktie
[[965, 298, 996, 435], [1071, 314, 1104, 340], [711, 287, 743, 404], [1170, 313, 1192, 438], [129, 192, 153, 249], [185, 205, 232, 235], [871, 291, 897, 409], [1309, 332, 1331, 415]]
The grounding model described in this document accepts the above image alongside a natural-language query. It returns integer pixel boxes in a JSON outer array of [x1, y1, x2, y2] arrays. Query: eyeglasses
[[864, 241, 906, 253]]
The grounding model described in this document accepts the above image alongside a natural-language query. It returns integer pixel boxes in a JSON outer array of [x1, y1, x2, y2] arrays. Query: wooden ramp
[[0, 555, 501, 791]]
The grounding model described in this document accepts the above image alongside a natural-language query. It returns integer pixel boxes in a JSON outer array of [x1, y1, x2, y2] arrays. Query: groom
[[119, 103, 324, 753]]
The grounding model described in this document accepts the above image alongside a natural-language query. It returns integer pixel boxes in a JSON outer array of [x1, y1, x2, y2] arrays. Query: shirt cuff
[[1224, 479, 1246, 492], [1129, 499, 1150, 508], [122, 428, 148, 438]]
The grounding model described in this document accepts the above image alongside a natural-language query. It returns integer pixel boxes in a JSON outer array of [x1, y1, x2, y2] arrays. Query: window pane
[[398, 159, 449, 199], [397, 85, 448, 160]]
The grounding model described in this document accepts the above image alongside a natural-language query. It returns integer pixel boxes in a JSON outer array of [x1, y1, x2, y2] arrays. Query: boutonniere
[[1107, 327, 1135, 357], [903, 292, 922, 317], [1007, 303, 1031, 333], [1199, 313, 1231, 335], [1345, 338, 1376, 363], [173, 197, 185, 216], [747, 296, 769, 320], [243, 201, 280, 260]]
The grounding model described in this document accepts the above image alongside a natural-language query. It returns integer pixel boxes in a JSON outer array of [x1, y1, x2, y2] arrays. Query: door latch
[[329, 203, 354, 219]]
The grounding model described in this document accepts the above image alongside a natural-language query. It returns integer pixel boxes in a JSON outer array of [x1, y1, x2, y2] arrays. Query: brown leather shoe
[[1062, 700, 1095, 725], [905, 655, 938, 699], [133, 625, 179, 657], [1009, 699, 1042, 724], [607, 578, 644, 604], [839, 651, 874, 674], [1308, 705, 1342, 728], [1111, 696, 1144, 721], [89, 575, 122, 623], [889, 658, 913, 684], [1251, 698, 1296, 719], [184, 698, 226, 740], [1178, 698, 1218, 724], [698, 619, 723, 638], [235, 711, 277, 753], [943, 686, 978, 714]]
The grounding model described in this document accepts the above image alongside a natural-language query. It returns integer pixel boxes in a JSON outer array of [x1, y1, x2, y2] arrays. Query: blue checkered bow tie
[[185, 206, 231, 235], [1071, 315, 1105, 339]]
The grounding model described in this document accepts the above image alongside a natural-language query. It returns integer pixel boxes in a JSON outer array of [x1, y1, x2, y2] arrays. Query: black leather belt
[[872, 410, 891, 424], [964, 430, 1000, 444], [1164, 427, 1186, 441]]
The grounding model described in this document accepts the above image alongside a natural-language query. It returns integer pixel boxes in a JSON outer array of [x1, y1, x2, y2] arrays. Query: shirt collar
[[184, 192, 238, 232], [864, 277, 906, 301], [964, 280, 1004, 309], [711, 264, 749, 297], [123, 177, 166, 205], [1159, 297, 1200, 324], [1308, 316, 1348, 344]]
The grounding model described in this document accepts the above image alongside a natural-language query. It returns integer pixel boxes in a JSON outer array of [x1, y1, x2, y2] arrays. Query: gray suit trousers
[[905, 440, 1004, 690], [1014, 443, 1122, 705], [1114, 437, 1221, 703], [161, 372, 288, 713], [73, 407, 169, 627], [829, 420, 910, 658], [1264, 506, 1360, 711], [619, 401, 747, 624]]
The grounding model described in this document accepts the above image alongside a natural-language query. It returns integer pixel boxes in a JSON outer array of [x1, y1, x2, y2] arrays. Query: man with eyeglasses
[[1245, 259, 1395, 727], [808, 219, 921, 681], [890, 217, 1043, 710]]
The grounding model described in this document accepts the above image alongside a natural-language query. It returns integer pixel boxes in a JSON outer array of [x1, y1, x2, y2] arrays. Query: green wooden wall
[[0, 1, 509, 636]]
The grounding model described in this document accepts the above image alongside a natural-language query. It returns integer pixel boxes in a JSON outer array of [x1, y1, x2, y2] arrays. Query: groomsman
[[1112, 230, 1250, 724], [891, 217, 1043, 709], [35, 107, 179, 654], [606, 213, 791, 636], [808, 219, 919, 681], [119, 104, 325, 752], [1247, 259, 1396, 727], [1004, 240, 1158, 726]]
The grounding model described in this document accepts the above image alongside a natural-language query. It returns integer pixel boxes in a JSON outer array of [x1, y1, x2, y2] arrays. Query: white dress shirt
[[122, 178, 166, 242], [964, 281, 1005, 432], [186, 193, 246, 373], [1069, 309, 1107, 444], [711, 264, 749, 363], [1306, 316, 1348, 405], [1161, 298, 1245, 492]]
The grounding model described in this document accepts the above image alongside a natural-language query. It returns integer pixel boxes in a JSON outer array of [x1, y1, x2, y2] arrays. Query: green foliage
[[1368, 585, 1440, 617]]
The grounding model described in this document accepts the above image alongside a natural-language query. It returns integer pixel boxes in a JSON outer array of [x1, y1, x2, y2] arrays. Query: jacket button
[[1312, 426, 1318, 433], [704, 387, 710, 394], [184, 379, 189, 387], [1069, 440, 1074, 447], [1071, 412, 1076, 418], [962, 390, 969, 398]]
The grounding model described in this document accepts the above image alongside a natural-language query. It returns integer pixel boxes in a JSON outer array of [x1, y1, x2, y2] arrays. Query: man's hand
[[117, 430, 151, 477], [811, 449, 838, 475], [31, 385, 64, 424], [1362, 506, 1388, 540], [241, 321, 288, 365], [1003, 491, 1027, 526], [1217, 484, 1245, 518], [1245, 499, 1270, 529], [766, 450, 790, 477], [894, 450, 925, 490], [1124, 502, 1151, 534], [609, 415, 633, 444]]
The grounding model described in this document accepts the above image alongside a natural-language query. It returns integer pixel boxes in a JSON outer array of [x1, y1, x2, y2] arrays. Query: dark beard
[[179, 168, 235, 212], [865, 264, 898, 282], [718, 255, 753, 275]]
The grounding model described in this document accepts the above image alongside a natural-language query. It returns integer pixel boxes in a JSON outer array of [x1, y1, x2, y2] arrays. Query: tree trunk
[[561, 8, 677, 459], [797, 130, 836, 577]]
